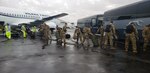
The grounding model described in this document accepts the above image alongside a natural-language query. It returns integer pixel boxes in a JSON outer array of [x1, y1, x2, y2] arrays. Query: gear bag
[[105, 25, 112, 32], [126, 24, 134, 33]]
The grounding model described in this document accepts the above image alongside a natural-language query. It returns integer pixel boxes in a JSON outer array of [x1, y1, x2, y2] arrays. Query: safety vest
[[32, 26, 36, 32], [21, 25, 26, 31], [5, 25, 11, 32]]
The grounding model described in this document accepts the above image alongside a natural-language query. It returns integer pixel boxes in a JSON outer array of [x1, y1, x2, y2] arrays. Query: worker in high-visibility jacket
[[21, 25, 27, 38], [5, 24, 11, 39], [31, 26, 37, 39]]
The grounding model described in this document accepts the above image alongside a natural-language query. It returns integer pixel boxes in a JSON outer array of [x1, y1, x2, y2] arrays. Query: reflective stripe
[[31, 27, 36, 32], [5, 25, 11, 32], [21, 26, 26, 31]]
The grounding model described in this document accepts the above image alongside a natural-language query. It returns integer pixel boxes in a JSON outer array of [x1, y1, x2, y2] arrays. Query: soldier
[[125, 22, 138, 53], [39, 24, 44, 40], [62, 23, 68, 47], [55, 27, 62, 45], [142, 24, 150, 51], [104, 21, 117, 49], [21, 25, 27, 38], [82, 26, 93, 48], [41, 23, 51, 49], [96, 25, 104, 48], [61, 28, 66, 47], [5, 24, 11, 40], [62, 23, 67, 33], [73, 26, 83, 44]]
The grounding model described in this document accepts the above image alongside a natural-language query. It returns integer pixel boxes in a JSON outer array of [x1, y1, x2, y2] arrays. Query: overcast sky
[[0, 0, 142, 22]]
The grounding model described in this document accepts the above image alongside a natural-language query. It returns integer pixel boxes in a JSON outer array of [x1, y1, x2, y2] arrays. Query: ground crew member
[[142, 24, 150, 51], [41, 23, 51, 49], [5, 24, 11, 39], [21, 25, 27, 38], [82, 26, 93, 48], [31, 26, 37, 39], [104, 21, 117, 49], [125, 22, 138, 53], [73, 26, 83, 44], [96, 25, 104, 48]]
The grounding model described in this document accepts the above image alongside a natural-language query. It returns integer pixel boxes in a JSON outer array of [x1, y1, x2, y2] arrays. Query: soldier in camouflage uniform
[[142, 24, 150, 51], [73, 26, 83, 44], [63, 23, 67, 33], [40, 23, 51, 49], [55, 27, 63, 46], [125, 22, 138, 53], [82, 26, 93, 48], [104, 21, 117, 49], [96, 25, 104, 48], [39, 24, 44, 40], [62, 23, 68, 47]]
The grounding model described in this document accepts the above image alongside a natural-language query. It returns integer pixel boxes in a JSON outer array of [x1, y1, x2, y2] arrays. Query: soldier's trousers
[[104, 32, 113, 47], [143, 37, 150, 50], [98, 36, 104, 47], [76, 34, 82, 44], [82, 35, 90, 47], [62, 33, 66, 47], [125, 33, 137, 52]]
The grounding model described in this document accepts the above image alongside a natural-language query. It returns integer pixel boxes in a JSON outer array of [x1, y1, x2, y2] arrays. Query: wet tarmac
[[0, 33, 150, 73]]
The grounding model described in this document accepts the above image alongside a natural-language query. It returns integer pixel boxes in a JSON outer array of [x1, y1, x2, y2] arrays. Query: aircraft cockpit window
[[91, 18, 96, 27]]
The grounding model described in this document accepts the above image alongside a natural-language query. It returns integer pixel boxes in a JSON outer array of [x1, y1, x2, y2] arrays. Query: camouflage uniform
[[62, 23, 67, 33], [104, 22, 117, 49], [41, 23, 51, 49], [73, 26, 83, 44], [142, 24, 150, 51], [96, 25, 104, 47], [55, 27, 63, 45], [39, 24, 44, 39], [62, 23, 67, 47], [125, 23, 138, 53], [82, 27, 93, 47]]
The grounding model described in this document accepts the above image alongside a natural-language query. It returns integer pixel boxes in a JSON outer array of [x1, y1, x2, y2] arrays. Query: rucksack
[[126, 24, 134, 33], [105, 25, 112, 32]]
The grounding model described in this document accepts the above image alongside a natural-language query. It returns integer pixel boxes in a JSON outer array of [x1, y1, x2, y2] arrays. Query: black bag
[[65, 34, 70, 39], [126, 24, 134, 33], [105, 25, 112, 32]]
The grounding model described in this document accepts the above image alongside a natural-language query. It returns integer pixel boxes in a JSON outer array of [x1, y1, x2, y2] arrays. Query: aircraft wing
[[42, 13, 68, 21], [29, 13, 68, 27]]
